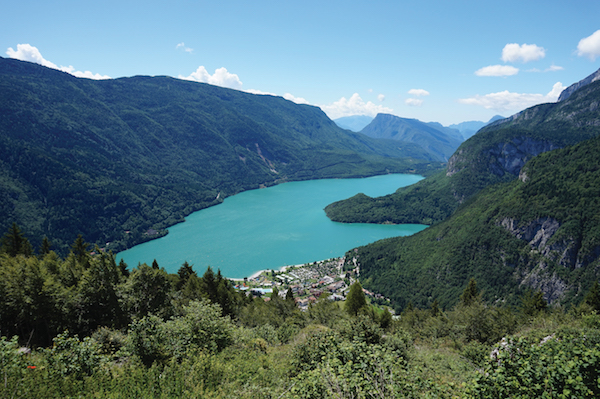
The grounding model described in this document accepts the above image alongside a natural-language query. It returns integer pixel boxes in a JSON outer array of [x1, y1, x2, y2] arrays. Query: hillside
[[326, 69, 600, 226], [346, 132, 600, 311], [0, 57, 442, 254], [360, 113, 463, 162]]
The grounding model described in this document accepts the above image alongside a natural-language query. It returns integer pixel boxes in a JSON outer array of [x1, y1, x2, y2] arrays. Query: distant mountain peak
[[360, 113, 463, 162], [558, 67, 600, 102], [333, 115, 374, 132]]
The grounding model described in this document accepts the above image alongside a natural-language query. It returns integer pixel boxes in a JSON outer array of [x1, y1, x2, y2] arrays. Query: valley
[[3, 55, 600, 398], [116, 174, 426, 278]]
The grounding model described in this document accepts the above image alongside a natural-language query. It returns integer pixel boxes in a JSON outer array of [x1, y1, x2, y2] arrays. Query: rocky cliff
[[558, 67, 600, 102]]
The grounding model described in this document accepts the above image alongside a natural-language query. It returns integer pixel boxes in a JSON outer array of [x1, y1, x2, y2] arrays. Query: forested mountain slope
[[347, 133, 600, 311], [0, 57, 440, 253], [326, 69, 600, 225]]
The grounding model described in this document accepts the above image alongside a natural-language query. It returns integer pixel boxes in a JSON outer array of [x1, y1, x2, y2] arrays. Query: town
[[232, 256, 391, 311]]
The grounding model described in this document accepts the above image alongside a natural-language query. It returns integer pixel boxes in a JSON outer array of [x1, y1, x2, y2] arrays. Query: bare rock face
[[446, 137, 559, 178], [498, 216, 599, 303], [488, 138, 559, 177], [500, 217, 581, 269], [558, 67, 600, 102]]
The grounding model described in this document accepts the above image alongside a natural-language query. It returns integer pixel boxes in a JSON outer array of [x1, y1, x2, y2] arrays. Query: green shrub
[[45, 331, 107, 379], [470, 329, 600, 398]]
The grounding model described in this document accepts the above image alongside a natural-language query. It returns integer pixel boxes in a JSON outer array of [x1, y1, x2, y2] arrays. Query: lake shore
[[228, 264, 299, 281]]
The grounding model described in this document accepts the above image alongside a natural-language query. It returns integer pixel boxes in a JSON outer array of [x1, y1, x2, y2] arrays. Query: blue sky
[[2, 0, 600, 125]]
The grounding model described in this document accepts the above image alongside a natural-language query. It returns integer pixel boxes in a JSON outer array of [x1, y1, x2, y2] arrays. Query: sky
[[2, 0, 600, 126]]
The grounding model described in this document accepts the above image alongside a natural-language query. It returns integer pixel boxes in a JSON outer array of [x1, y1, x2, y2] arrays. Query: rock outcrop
[[558, 67, 600, 102], [446, 137, 559, 178]]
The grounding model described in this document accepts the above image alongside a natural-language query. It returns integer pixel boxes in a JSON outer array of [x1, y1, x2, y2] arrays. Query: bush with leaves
[[469, 328, 600, 398], [0, 336, 29, 396], [127, 300, 234, 366], [45, 331, 107, 379]]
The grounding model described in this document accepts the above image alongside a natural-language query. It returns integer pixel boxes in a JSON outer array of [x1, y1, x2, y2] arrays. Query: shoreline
[[229, 263, 301, 282]]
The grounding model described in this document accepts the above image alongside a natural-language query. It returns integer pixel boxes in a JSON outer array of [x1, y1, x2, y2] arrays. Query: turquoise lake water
[[117, 174, 427, 278]]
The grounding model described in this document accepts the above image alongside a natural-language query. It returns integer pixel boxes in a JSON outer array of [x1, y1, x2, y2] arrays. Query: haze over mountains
[[360, 114, 464, 162], [448, 115, 505, 140], [334, 113, 504, 161]]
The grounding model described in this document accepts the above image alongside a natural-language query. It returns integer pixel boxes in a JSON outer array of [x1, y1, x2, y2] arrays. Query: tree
[[345, 281, 367, 316], [521, 289, 548, 316], [584, 281, 600, 312], [1, 223, 33, 257], [120, 263, 173, 320], [118, 258, 130, 278], [431, 299, 441, 317], [71, 234, 89, 266], [460, 278, 480, 307], [379, 308, 392, 329], [177, 261, 196, 290], [286, 287, 294, 303], [39, 236, 52, 256]]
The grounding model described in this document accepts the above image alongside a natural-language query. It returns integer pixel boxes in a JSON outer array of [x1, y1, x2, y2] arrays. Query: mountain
[[557, 67, 600, 101], [333, 115, 374, 132], [449, 115, 504, 140], [346, 133, 600, 310], [331, 68, 600, 310], [360, 113, 464, 162], [326, 69, 600, 226], [0, 57, 441, 254]]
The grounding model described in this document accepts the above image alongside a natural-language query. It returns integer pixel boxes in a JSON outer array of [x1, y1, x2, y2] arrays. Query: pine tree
[[345, 281, 367, 316], [584, 281, 600, 312], [431, 299, 440, 317], [285, 287, 294, 303], [118, 258, 130, 278], [176, 261, 196, 290], [0, 222, 33, 257], [460, 278, 480, 307], [39, 236, 52, 256], [521, 289, 548, 316], [71, 234, 89, 265]]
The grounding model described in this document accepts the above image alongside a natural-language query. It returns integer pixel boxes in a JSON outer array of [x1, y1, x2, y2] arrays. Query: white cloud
[[545, 64, 563, 72], [377, 94, 385, 102], [6, 43, 58, 68], [320, 93, 393, 119], [577, 30, 600, 61], [407, 88, 429, 97], [527, 64, 564, 73], [405, 98, 423, 107], [60, 65, 111, 80], [283, 93, 310, 105], [458, 82, 564, 112], [176, 42, 193, 53], [6, 43, 110, 79], [245, 89, 277, 96], [179, 66, 243, 90], [501, 43, 545, 63], [475, 65, 519, 77]]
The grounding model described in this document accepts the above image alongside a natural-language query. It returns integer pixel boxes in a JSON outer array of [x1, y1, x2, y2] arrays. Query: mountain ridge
[[360, 113, 464, 162], [348, 133, 600, 310], [326, 69, 600, 226], [0, 57, 441, 254]]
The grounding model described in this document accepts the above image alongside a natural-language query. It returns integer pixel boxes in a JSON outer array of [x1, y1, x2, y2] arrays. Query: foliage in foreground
[[3, 238, 600, 398]]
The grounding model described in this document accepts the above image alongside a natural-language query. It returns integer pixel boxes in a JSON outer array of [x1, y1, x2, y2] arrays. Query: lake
[[117, 174, 427, 278]]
